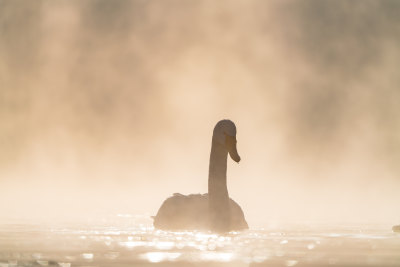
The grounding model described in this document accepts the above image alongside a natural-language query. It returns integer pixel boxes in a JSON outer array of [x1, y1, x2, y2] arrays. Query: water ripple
[[0, 216, 399, 266]]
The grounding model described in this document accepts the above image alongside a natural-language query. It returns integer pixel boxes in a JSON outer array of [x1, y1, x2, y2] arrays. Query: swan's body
[[153, 120, 248, 232], [153, 193, 248, 230]]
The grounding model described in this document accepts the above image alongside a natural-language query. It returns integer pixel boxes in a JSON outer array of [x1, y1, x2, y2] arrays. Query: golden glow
[[0, 0, 399, 229]]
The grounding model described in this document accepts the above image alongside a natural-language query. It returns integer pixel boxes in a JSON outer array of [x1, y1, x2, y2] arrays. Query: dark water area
[[0, 215, 399, 267]]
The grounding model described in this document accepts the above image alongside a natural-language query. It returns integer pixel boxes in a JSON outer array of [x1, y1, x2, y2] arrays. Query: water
[[0, 215, 399, 267]]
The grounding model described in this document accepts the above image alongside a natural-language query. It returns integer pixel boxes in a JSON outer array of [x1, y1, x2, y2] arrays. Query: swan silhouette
[[153, 120, 248, 232]]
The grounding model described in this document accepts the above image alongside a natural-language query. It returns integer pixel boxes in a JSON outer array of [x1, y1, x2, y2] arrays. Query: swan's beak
[[225, 134, 241, 163]]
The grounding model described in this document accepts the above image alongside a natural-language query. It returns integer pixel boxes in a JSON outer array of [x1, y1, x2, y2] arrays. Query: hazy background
[[1, 0, 400, 225]]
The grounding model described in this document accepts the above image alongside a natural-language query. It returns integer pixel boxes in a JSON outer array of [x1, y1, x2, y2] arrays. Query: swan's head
[[213, 120, 241, 163]]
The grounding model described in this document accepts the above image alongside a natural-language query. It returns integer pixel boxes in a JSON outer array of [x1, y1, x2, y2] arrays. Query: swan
[[153, 120, 248, 232]]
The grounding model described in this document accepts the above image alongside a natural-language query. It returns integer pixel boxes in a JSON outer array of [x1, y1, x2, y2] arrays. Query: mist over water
[[1, 0, 400, 225]]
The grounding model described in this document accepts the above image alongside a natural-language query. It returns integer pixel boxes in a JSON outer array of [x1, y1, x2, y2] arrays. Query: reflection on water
[[0, 215, 399, 266]]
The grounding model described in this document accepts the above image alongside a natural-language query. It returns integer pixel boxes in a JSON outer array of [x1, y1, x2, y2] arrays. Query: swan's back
[[153, 193, 248, 231]]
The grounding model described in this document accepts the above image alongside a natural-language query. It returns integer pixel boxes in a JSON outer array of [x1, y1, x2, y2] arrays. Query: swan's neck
[[208, 140, 228, 196], [208, 140, 230, 231]]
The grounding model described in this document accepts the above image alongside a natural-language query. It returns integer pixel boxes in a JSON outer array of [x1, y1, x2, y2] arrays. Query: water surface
[[0, 215, 399, 266]]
